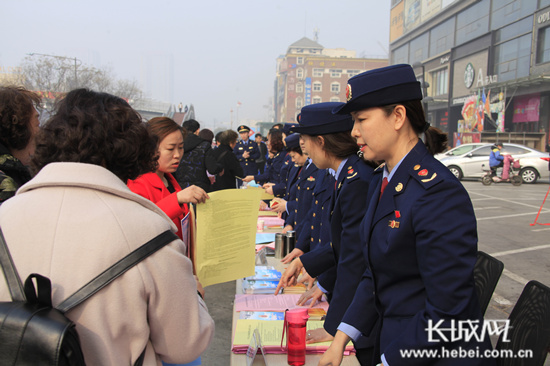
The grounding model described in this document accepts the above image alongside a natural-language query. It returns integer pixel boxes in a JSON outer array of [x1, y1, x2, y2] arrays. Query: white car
[[438, 143, 550, 183]]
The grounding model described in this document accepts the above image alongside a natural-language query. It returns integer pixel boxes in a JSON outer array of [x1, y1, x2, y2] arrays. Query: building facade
[[390, 0, 550, 150], [274, 37, 388, 123]]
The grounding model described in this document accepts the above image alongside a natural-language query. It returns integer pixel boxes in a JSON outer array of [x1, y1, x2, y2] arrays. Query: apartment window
[[392, 43, 409, 64], [455, 0, 489, 45], [431, 68, 449, 96], [296, 83, 303, 93], [296, 97, 303, 109], [331, 82, 340, 93], [297, 57, 304, 65], [347, 70, 361, 77], [313, 68, 324, 77], [330, 97, 340, 102], [537, 26, 550, 64], [330, 69, 342, 78], [429, 17, 455, 57], [491, 0, 536, 30], [297, 68, 304, 79], [494, 33, 531, 82], [313, 82, 322, 92], [409, 32, 429, 65], [312, 96, 322, 104]]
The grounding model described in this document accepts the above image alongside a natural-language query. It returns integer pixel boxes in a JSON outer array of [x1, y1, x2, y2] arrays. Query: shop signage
[[464, 63, 497, 88], [538, 10, 550, 25], [440, 55, 450, 65]]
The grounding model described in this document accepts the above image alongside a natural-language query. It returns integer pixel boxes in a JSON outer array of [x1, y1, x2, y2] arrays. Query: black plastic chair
[[474, 251, 504, 315], [496, 280, 550, 366]]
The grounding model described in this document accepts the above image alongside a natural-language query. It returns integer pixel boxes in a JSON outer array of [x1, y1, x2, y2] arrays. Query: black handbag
[[0, 228, 178, 365]]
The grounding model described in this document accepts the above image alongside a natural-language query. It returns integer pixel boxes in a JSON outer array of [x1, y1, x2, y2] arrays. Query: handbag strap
[[57, 229, 178, 313], [0, 228, 25, 302]]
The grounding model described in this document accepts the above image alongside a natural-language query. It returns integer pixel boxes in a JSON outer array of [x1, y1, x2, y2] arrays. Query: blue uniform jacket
[[234, 139, 260, 176], [341, 141, 495, 365], [285, 160, 318, 250], [254, 151, 286, 185], [303, 170, 337, 293], [299, 154, 374, 348], [272, 153, 292, 197]]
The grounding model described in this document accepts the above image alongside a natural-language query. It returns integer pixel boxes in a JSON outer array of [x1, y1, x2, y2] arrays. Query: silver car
[[438, 143, 550, 183]]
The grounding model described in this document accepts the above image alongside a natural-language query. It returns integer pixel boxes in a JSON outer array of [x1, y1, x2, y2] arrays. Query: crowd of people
[[0, 63, 495, 366]]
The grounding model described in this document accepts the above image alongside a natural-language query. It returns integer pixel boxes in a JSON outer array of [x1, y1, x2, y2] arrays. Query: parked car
[[438, 143, 550, 183], [435, 143, 487, 160]]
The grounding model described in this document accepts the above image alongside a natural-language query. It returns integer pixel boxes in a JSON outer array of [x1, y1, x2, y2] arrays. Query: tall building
[[390, 0, 550, 150], [274, 37, 388, 123]]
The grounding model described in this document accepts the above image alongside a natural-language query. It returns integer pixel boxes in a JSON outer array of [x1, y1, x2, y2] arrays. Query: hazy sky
[[2, 0, 390, 130]]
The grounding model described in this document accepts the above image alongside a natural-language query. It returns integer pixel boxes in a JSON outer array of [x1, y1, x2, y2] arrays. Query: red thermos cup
[[285, 308, 309, 365]]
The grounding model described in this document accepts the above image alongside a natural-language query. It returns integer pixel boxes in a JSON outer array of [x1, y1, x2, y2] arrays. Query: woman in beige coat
[[0, 89, 214, 365]]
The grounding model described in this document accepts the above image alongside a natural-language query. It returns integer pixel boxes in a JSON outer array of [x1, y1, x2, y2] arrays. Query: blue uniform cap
[[283, 123, 298, 135], [333, 64, 423, 115], [238, 125, 250, 133], [284, 133, 300, 149], [290, 102, 354, 135]]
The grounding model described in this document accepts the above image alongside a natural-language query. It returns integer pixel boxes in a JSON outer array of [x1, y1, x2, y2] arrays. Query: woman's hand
[[271, 198, 287, 213], [298, 271, 315, 290], [317, 331, 350, 366], [264, 185, 274, 195], [306, 328, 334, 344], [274, 257, 303, 295], [177, 185, 209, 204], [281, 224, 293, 234], [242, 175, 255, 182], [281, 248, 303, 264], [297, 284, 324, 307]]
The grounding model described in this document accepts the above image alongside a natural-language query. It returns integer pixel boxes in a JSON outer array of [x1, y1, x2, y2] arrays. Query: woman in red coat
[[128, 117, 209, 240]]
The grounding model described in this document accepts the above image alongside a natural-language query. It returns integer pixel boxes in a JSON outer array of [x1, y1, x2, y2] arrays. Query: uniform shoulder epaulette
[[409, 162, 442, 189]]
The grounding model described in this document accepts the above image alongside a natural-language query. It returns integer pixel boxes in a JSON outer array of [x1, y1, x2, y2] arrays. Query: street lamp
[[412, 62, 432, 121], [27, 53, 81, 88]]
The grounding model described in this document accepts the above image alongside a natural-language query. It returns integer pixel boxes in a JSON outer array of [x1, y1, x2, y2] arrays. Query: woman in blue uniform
[[274, 102, 376, 364], [319, 64, 495, 366], [243, 128, 286, 186]]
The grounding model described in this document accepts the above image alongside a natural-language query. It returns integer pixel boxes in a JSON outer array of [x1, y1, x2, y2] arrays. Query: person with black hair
[[0, 86, 41, 203], [319, 64, 494, 366], [0, 89, 214, 365], [175, 119, 220, 191]]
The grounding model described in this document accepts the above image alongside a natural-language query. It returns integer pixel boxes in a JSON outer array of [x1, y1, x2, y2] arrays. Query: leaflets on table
[[239, 311, 285, 321], [242, 280, 281, 294], [232, 319, 355, 355], [244, 266, 281, 281]]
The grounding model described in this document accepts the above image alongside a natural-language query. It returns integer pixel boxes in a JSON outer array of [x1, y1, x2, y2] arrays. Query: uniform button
[[311, 238, 314, 242], [311, 226, 314, 230], [313, 213, 316, 217], [315, 200, 318, 204], [295, 210, 297, 213], [298, 187, 300, 190]]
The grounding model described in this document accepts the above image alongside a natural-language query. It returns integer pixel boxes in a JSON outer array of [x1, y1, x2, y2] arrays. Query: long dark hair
[[381, 100, 447, 155], [32, 89, 157, 182]]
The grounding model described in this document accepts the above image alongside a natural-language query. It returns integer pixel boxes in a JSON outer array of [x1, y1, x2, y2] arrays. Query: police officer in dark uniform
[[233, 125, 260, 176], [274, 102, 376, 365], [320, 64, 495, 366]]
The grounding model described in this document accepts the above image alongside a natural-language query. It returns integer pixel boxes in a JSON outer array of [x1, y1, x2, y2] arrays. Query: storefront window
[[494, 34, 531, 81], [456, 0, 490, 46], [429, 18, 456, 57], [537, 26, 550, 64], [491, 0, 537, 30], [431, 68, 449, 96]]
